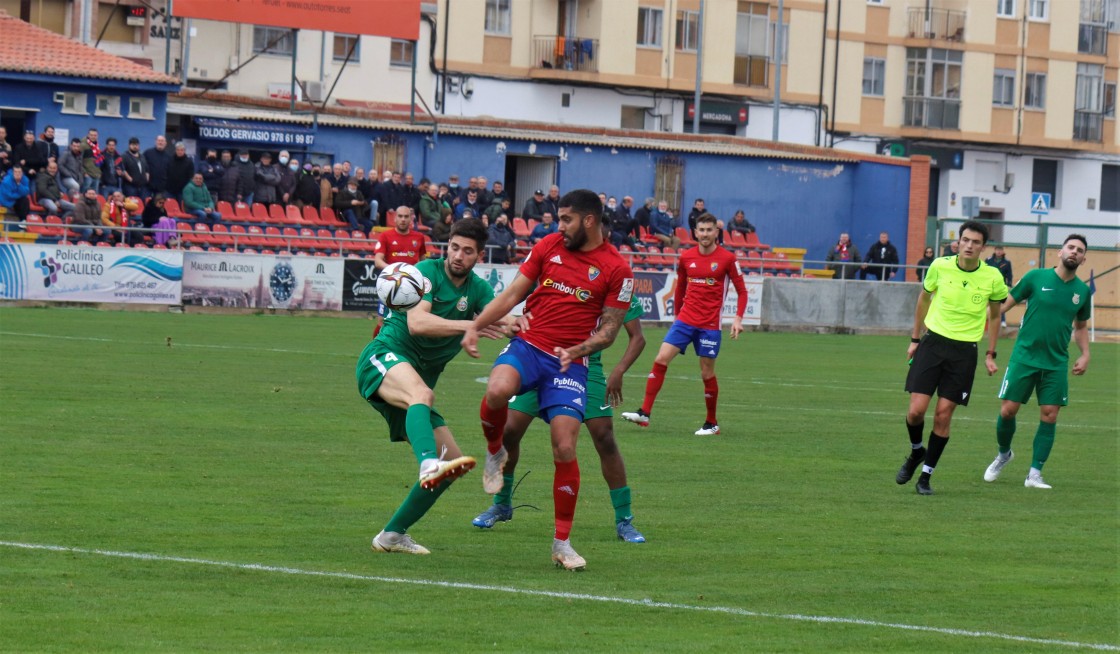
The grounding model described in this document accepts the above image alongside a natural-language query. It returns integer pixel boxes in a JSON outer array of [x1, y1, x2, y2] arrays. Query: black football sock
[[922, 432, 949, 474], [906, 419, 925, 450]]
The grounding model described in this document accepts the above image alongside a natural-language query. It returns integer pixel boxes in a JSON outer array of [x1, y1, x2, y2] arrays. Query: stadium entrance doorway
[[504, 154, 556, 215]]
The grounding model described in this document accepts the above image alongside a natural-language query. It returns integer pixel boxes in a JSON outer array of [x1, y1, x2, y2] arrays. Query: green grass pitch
[[0, 306, 1116, 652]]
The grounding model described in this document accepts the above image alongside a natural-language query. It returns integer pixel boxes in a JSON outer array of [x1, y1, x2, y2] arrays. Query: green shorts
[[509, 362, 610, 421], [356, 340, 447, 442], [998, 360, 1069, 407]]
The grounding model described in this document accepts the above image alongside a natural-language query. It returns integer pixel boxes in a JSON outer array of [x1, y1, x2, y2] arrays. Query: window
[[1032, 159, 1059, 209], [771, 21, 788, 65], [1079, 0, 1108, 54], [1105, 82, 1116, 118], [993, 69, 1016, 107], [997, 0, 1016, 17], [621, 105, 646, 130], [1110, 0, 1120, 32], [253, 26, 294, 55], [862, 58, 885, 96], [58, 92, 87, 114], [372, 136, 406, 180], [95, 95, 121, 116], [904, 48, 962, 128], [129, 97, 154, 119], [1029, 0, 1048, 20], [333, 34, 360, 63], [485, 0, 511, 35], [1075, 62, 1104, 112], [1025, 72, 1046, 109], [676, 10, 699, 51], [389, 39, 414, 67], [654, 156, 684, 219], [1101, 164, 1120, 211], [638, 7, 663, 47], [734, 2, 770, 86]]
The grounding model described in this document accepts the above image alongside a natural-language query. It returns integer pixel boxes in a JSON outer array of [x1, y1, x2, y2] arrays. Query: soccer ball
[[376, 262, 430, 312]]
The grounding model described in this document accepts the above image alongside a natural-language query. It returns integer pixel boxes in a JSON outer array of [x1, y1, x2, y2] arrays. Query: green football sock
[[493, 473, 515, 507], [1031, 421, 1056, 471], [384, 479, 450, 534], [609, 486, 632, 523], [996, 414, 1016, 454], [406, 404, 437, 464]]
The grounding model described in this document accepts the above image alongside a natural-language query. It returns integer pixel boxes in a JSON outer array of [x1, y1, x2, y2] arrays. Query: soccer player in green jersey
[[471, 293, 649, 542], [356, 218, 508, 555], [897, 220, 1009, 495], [984, 234, 1091, 489]]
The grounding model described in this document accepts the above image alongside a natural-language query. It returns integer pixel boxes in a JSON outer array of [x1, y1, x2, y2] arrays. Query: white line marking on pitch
[[2, 541, 1116, 651]]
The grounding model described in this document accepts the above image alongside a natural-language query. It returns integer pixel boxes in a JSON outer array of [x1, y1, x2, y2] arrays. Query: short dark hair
[[695, 212, 719, 227], [450, 217, 489, 250], [1063, 233, 1088, 249], [557, 189, 603, 223], [70, 138, 81, 144], [959, 220, 990, 244], [105, 137, 117, 145]]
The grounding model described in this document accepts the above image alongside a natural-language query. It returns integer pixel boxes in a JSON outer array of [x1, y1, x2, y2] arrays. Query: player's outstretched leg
[[473, 409, 531, 528]]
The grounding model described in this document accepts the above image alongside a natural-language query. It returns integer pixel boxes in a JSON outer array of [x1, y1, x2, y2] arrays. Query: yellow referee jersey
[[922, 256, 1008, 342]]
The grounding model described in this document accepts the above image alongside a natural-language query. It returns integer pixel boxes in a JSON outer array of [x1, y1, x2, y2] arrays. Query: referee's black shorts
[[905, 331, 978, 406]]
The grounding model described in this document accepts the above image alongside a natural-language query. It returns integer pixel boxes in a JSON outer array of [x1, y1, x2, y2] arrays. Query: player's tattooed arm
[[556, 307, 626, 371]]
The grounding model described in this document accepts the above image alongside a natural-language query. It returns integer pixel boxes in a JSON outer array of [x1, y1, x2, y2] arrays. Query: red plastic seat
[[315, 228, 337, 251], [269, 204, 288, 224], [285, 205, 305, 225], [251, 203, 270, 222], [217, 200, 236, 220], [263, 226, 285, 249], [675, 227, 696, 247], [513, 218, 531, 238], [210, 223, 234, 247], [234, 202, 252, 222], [245, 225, 268, 248], [302, 205, 320, 225], [164, 198, 191, 219], [281, 227, 300, 251]]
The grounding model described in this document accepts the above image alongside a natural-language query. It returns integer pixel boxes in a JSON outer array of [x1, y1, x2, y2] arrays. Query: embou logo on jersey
[[588, 265, 600, 281], [543, 278, 592, 301]]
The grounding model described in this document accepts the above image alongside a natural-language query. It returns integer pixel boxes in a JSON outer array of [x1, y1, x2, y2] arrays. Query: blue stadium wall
[[0, 74, 174, 151], [184, 120, 913, 267]]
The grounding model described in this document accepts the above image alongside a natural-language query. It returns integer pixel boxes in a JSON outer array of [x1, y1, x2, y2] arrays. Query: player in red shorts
[[462, 189, 634, 571], [371, 205, 427, 337], [622, 213, 746, 435]]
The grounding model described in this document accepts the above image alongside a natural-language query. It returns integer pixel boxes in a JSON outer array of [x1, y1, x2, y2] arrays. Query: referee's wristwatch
[[985, 350, 998, 359]]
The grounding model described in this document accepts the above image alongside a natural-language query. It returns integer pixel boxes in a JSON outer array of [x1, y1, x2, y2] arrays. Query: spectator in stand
[[459, 175, 479, 203], [727, 209, 755, 235], [335, 177, 372, 234], [986, 245, 1014, 326], [34, 161, 75, 218], [0, 126, 10, 156], [609, 198, 636, 248], [277, 150, 291, 172], [446, 173, 462, 198], [0, 165, 31, 225], [457, 188, 484, 220], [143, 135, 171, 196], [182, 173, 221, 226], [12, 130, 45, 179], [942, 240, 959, 256], [915, 246, 936, 283], [327, 162, 346, 192], [419, 181, 448, 230], [490, 179, 507, 204], [431, 204, 454, 243], [120, 137, 148, 199], [0, 149, 9, 177], [521, 188, 546, 221], [402, 172, 421, 215], [529, 211, 558, 244], [79, 128, 103, 192], [319, 163, 335, 215], [633, 196, 654, 238], [484, 196, 511, 226], [70, 186, 105, 241], [100, 137, 122, 196], [475, 175, 493, 207], [649, 200, 681, 248], [198, 149, 225, 199], [254, 152, 281, 207], [825, 232, 861, 280], [861, 231, 900, 281], [686, 198, 706, 238], [354, 167, 370, 197], [277, 156, 298, 206], [294, 163, 320, 209], [232, 149, 256, 204], [165, 142, 195, 201], [373, 170, 399, 226], [487, 212, 516, 264], [141, 192, 169, 230], [39, 125, 60, 163], [57, 138, 83, 195], [543, 184, 561, 217], [339, 160, 351, 186], [101, 189, 140, 243]]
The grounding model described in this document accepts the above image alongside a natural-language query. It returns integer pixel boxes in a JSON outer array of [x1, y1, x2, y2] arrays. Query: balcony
[[531, 36, 599, 73], [1078, 23, 1108, 55], [907, 7, 966, 42], [1073, 110, 1104, 141], [903, 96, 960, 130]]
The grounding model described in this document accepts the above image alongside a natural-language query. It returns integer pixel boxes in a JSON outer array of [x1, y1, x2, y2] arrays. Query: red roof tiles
[[0, 11, 180, 85]]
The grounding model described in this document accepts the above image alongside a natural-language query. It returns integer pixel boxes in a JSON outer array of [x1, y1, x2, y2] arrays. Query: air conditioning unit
[[53, 91, 65, 103], [304, 81, 324, 102]]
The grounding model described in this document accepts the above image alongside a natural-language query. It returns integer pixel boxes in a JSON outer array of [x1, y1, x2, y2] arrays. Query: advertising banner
[[342, 258, 380, 312], [0, 243, 182, 304], [182, 252, 342, 310], [174, 0, 421, 40]]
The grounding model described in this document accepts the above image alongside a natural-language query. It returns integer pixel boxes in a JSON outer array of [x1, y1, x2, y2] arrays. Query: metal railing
[[907, 7, 967, 41], [1074, 110, 1104, 141], [903, 96, 961, 129], [531, 36, 599, 73]]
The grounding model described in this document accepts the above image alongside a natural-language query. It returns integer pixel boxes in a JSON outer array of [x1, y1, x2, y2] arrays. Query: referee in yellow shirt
[[897, 221, 1009, 495]]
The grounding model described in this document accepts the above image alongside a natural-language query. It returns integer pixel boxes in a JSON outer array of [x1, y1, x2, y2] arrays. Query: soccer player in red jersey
[[462, 189, 635, 570], [371, 205, 428, 337], [622, 213, 747, 435]]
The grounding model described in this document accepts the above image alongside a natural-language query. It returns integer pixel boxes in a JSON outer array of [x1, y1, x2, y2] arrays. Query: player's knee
[[590, 428, 618, 456], [1000, 404, 1019, 419], [1040, 406, 1059, 422], [552, 442, 578, 461]]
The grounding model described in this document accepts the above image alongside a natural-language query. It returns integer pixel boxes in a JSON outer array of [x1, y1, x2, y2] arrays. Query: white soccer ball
[[376, 262, 430, 312]]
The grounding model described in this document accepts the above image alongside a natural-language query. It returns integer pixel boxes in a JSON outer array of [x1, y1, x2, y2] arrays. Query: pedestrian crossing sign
[[1031, 193, 1051, 215]]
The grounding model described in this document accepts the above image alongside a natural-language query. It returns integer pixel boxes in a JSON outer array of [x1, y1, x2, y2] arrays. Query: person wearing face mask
[[199, 148, 225, 199], [278, 157, 299, 206], [278, 150, 290, 167], [232, 149, 256, 204], [120, 137, 148, 200], [294, 163, 320, 209]]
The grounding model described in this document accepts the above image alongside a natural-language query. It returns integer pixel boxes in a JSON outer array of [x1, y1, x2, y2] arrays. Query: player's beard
[[446, 259, 469, 280], [563, 224, 588, 250], [1060, 255, 1081, 272]]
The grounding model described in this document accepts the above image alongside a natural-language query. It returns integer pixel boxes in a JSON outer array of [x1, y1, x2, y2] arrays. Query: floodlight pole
[[410, 40, 418, 124], [290, 29, 299, 113], [164, 0, 173, 75], [772, 0, 784, 141], [691, 0, 704, 135]]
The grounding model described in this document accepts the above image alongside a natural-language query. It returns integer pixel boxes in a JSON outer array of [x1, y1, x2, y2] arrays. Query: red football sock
[[703, 376, 719, 424], [479, 397, 507, 454], [640, 362, 668, 414], [553, 458, 581, 540]]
